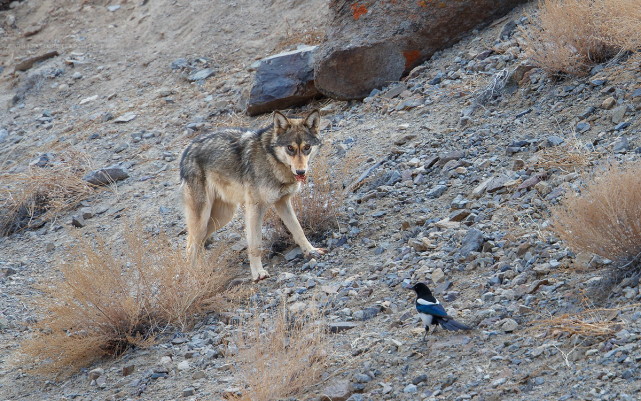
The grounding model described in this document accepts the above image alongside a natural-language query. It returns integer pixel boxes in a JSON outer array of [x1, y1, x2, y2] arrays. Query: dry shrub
[[233, 304, 329, 401], [18, 227, 237, 376], [535, 137, 597, 172], [553, 163, 641, 268], [275, 21, 326, 52], [0, 150, 97, 236], [267, 148, 362, 251], [533, 304, 635, 338], [525, 0, 641, 75]]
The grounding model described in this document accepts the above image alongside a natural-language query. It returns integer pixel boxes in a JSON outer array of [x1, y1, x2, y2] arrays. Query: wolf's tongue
[[295, 174, 307, 183]]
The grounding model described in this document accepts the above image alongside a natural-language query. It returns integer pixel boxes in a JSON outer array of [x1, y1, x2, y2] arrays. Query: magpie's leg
[[423, 326, 430, 341]]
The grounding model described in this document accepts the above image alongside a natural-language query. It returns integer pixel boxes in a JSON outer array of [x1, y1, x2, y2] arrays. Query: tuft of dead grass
[[0, 150, 97, 236], [17, 227, 239, 377], [233, 303, 329, 401], [533, 303, 636, 339], [524, 0, 641, 76], [275, 20, 326, 52], [535, 136, 597, 172], [553, 163, 641, 268]]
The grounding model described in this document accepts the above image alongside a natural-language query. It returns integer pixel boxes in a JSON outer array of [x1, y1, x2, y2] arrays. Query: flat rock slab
[[315, 0, 528, 99], [83, 165, 130, 186], [246, 45, 320, 116], [14, 51, 59, 72]]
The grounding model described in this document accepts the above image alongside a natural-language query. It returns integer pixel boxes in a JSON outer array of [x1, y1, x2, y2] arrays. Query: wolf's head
[[272, 109, 321, 183]]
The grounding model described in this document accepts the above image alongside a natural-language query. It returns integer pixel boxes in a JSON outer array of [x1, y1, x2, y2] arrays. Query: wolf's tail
[[439, 318, 473, 331]]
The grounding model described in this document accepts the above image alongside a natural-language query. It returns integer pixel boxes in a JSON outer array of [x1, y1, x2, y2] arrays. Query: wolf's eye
[[287, 145, 295, 153], [303, 144, 311, 151]]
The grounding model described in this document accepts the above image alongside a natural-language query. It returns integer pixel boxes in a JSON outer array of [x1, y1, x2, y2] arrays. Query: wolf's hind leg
[[205, 200, 237, 240], [184, 184, 212, 264]]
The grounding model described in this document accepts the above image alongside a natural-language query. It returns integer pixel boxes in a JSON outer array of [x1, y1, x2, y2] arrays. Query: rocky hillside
[[2, 1, 641, 400]]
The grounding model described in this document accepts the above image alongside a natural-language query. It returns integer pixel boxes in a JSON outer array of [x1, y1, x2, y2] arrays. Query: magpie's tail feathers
[[439, 318, 473, 331]]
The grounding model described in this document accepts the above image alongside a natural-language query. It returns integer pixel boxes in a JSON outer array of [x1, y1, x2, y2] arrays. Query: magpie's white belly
[[419, 313, 433, 326]]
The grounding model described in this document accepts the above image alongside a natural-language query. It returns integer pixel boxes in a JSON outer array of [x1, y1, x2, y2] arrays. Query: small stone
[[122, 365, 135, 377], [83, 165, 129, 186], [107, 4, 121, 12], [500, 318, 518, 332], [611, 105, 627, 124], [547, 135, 564, 147], [177, 360, 190, 371], [614, 121, 630, 131], [188, 68, 216, 81], [320, 380, 353, 401], [113, 112, 137, 123], [353, 373, 372, 383], [601, 97, 616, 110], [284, 247, 303, 261], [88, 368, 104, 381], [192, 370, 207, 380], [328, 322, 358, 333], [613, 137, 630, 153], [459, 229, 484, 257], [431, 268, 445, 283], [427, 184, 448, 198], [182, 387, 195, 397], [404, 383, 418, 393], [412, 374, 427, 385], [71, 215, 85, 228], [576, 121, 590, 133]]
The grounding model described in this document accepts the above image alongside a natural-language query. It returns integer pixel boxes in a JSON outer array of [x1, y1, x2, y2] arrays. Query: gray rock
[[576, 121, 590, 133], [353, 306, 381, 321], [83, 165, 129, 186], [412, 374, 427, 385], [353, 373, 372, 383], [486, 175, 510, 193], [611, 105, 627, 124], [547, 135, 564, 147], [500, 318, 518, 332], [320, 380, 353, 401], [284, 247, 303, 261], [88, 368, 104, 380], [614, 122, 630, 131], [188, 68, 216, 82], [246, 46, 319, 115], [427, 184, 448, 199], [404, 383, 418, 393], [613, 137, 630, 153], [328, 322, 358, 333], [0, 128, 8, 143], [314, 0, 528, 99], [71, 215, 85, 228], [182, 387, 195, 397], [459, 228, 484, 257]]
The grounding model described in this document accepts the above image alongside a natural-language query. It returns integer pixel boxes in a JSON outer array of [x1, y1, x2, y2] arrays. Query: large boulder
[[246, 45, 320, 116], [315, 0, 528, 100]]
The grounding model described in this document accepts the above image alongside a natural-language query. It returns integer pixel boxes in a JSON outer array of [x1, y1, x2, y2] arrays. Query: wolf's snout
[[295, 169, 306, 176]]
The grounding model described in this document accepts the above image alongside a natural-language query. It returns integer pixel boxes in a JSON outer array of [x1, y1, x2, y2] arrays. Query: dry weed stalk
[[0, 149, 97, 236], [534, 304, 635, 338], [234, 303, 329, 401], [18, 228, 235, 376], [535, 137, 596, 172], [553, 163, 641, 267], [524, 0, 641, 75]]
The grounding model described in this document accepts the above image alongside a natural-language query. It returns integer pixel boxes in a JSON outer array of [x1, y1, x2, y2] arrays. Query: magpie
[[404, 282, 472, 339]]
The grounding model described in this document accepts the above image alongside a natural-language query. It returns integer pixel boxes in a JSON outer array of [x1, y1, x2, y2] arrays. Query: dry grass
[[553, 163, 641, 268], [17, 227, 238, 376], [0, 150, 97, 236], [524, 0, 641, 76], [233, 303, 329, 401], [533, 301, 636, 339], [267, 148, 362, 252], [535, 136, 597, 172]]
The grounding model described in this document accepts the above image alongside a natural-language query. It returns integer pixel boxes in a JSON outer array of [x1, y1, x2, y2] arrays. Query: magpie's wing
[[416, 302, 448, 317]]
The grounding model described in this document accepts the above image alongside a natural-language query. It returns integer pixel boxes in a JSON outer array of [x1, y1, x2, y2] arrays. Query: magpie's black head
[[404, 282, 434, 299]]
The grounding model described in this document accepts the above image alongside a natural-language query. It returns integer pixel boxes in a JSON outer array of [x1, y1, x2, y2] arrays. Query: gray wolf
[[179, 109, 326, 281]]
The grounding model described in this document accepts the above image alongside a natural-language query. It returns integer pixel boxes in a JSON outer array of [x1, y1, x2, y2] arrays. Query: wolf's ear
[[304, 109, 321, 134], [273, 111, 290, 133]]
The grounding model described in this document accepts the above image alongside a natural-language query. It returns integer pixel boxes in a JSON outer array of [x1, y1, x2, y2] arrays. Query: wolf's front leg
[[274, 197, 327, 258], [245, 201, 270, 281]]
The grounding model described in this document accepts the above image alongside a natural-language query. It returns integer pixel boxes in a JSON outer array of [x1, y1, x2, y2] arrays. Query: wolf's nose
[[296, 169, 306, 175]]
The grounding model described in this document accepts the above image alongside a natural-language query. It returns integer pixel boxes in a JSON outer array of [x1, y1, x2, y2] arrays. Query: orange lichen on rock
[[351, 2, 368, 20], [403, 50, 421, 69]]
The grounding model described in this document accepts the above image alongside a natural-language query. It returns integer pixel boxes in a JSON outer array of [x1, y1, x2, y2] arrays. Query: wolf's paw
[[305, 247, 327, 258], [252, 269, 270, 282]]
